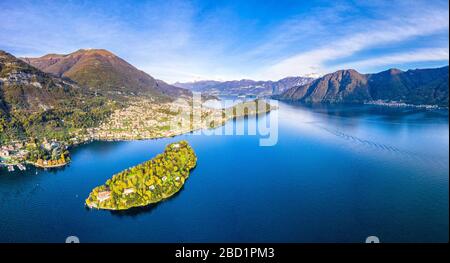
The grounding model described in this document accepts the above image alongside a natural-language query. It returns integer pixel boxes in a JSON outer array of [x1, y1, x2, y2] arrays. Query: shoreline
[[29, 161, 69, 169], [1, 99, 276, 172], [363, 100, 447, 110]]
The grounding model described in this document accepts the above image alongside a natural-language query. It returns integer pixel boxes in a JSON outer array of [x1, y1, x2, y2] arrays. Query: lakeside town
[[364, 100, 443, 109], [0, 138, 70, 171], [0, 98, 275, 173]]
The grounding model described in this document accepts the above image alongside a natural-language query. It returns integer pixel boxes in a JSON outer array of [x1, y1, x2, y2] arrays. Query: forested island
[[85, 140, 197, 210]]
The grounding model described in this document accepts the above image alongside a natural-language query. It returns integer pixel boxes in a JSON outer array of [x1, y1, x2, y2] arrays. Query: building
[[123, 188, 135, 195], [97, 191, 111, 202], [42, 141, 52, 151], [14, 142, 24, 149], [172, 143, 180, 149]]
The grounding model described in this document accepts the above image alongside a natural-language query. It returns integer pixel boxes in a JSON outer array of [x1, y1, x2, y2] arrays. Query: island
[[85, 140, 197, 210]]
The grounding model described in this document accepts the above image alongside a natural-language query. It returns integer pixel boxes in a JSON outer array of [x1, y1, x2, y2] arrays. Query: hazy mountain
[[173, 80, 222, 90], [173, 76, 314, 96], [278, 66, 449, 106], [22, 49, 189, 100]]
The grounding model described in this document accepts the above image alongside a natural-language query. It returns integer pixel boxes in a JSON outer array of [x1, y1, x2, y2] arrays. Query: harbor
[[0, 162, 27, 173]]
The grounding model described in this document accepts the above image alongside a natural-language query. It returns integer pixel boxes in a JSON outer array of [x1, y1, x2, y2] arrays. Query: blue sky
[[0, 0, 448, 82]]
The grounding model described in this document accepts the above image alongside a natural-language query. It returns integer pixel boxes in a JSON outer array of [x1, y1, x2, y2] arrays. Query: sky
[[0, 0, 448, 83]]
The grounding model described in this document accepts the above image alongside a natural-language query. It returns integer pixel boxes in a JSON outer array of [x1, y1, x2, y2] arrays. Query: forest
[[85, 140, 197, 210]]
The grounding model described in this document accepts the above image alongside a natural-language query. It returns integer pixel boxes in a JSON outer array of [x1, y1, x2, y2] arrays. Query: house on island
[[171, 143, 180, 149], [42, 139, 52, 151], [149, 185, 155, 191], [97, 191, 111, 202], [123, 188, 135, 195]]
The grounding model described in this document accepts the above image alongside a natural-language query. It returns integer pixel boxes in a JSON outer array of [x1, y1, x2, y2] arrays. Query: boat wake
[[315, 124, 448, 169]]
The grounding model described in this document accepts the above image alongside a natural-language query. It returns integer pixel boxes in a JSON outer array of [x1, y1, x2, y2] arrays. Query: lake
[[0, 101, 448, 242]]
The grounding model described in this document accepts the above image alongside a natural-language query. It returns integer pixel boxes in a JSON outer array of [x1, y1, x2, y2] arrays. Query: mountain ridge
[[277, 66, 449, 106], [174, 76, 314, 96], [21, 49, 189, 101]]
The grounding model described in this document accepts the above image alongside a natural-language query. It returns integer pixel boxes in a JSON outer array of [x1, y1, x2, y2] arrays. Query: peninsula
[[85, 140, 197, 210]]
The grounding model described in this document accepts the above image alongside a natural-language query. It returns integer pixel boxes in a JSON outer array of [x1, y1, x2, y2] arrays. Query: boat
[[7, 165, 15, 172], [17, 164, 26, 171]]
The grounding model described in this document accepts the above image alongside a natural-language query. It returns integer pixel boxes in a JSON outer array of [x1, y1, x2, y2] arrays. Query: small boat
[[7, 165, 15, 172], [17, 164, 26, 171]]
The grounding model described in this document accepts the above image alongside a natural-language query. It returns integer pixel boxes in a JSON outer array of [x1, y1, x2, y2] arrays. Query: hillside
[[278, 66, 449, 106], [0, 50, 116, 143], [22, 49, 189, 101]]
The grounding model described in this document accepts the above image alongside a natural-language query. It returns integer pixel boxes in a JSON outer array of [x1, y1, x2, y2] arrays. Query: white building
[[123, 188, 135, 195]]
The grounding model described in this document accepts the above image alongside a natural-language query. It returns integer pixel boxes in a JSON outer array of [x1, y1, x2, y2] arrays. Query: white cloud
[[1, 0, 448, 82], [337, 48, 449, 70], [256, 8, 449, 80]]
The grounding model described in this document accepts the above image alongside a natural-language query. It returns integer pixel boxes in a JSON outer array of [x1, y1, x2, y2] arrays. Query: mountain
[[0, 50, 115, 143], [173, 76, 314, 96], [22, 49, 189, 100], [1, 51, 82, 112], [278, 66, 449, 106], [272, 77, 315, 94], [173, 80, 222, 91]]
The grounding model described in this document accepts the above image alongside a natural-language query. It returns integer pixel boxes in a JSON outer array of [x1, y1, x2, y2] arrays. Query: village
[[1, 98, 274, 174], [0, 98, 211, 173], [0, 141, 28, 172], [86, 97, 229, 141], [87, 97, 274, 141], [0, 138, 70, 172], [364, 100, 442, 109]]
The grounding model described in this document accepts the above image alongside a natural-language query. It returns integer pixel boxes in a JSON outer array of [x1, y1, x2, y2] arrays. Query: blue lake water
[[0, 102, 448, 242]]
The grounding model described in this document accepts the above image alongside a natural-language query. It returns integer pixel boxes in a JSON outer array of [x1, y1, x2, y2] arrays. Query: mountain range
[[21, 49, 189, 100], [277, 66, 449, 106], [1, 47, 449, 144], [174, 76, 314, 96]]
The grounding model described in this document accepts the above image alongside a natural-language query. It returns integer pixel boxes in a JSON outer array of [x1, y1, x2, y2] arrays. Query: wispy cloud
[[0, 0, 448, 82], [337, 48, 449, 70], [257, 6, 449, 79]]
